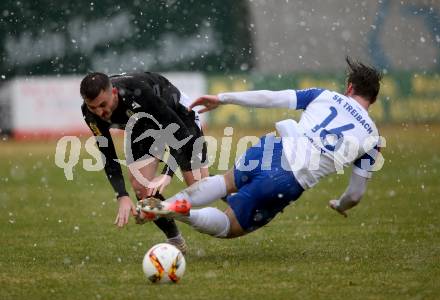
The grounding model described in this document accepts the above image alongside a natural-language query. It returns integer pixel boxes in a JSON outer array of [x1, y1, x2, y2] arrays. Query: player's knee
[[223, 170, 238, 194], [130, 178, 141, 190], [129, 178, 147, 199], [224, 207, 246, 238]]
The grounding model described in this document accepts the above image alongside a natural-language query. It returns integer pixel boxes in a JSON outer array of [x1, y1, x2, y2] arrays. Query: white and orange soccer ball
[[142, 243, 186, 283]]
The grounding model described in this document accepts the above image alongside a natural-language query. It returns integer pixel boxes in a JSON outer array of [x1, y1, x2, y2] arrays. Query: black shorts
[[129, 106, 208, 172]]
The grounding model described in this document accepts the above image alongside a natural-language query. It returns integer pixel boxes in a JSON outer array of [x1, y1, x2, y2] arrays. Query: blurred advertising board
[[206, 72, 440, 128], [0, 73, 206, 139]]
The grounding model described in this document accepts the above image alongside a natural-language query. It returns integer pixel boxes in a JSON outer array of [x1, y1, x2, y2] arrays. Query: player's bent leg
[[128, 160, 185, 250], [128, 158, 159, 199]]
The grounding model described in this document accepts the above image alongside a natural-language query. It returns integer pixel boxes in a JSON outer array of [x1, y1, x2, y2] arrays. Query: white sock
[[176, 207, 230, 238], [166, 175, 227, 207]]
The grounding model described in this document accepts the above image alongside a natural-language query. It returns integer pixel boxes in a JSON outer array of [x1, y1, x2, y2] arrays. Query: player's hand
[[189, 95, 220, 113], [114, 196, 137, 228], [329, 199, 348, 218], [146, 174, 172, 197]]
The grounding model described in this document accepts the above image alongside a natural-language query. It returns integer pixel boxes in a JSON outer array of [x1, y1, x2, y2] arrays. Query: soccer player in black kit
[[80, 72, 209, 253]]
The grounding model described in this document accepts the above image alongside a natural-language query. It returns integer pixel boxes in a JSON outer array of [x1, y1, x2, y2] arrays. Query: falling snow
[[0, 1, 438, 296]]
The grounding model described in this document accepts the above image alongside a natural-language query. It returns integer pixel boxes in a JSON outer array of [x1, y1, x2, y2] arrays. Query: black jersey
[[81, 72, 196, 198]]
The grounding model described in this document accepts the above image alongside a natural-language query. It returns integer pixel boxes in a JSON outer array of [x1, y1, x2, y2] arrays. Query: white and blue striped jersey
[[219, 89, 382, 189]]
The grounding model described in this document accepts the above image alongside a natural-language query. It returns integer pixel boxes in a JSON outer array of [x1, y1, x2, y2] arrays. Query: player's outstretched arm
[[189, 95, 220, 113], [210, 90, 297, 110], [190, 90, 297, 113], [329, 171, 368, 217]]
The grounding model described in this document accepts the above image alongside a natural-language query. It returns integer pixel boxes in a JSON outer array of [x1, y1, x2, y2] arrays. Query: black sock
[[154, 193, 165, 201], [153, 217, 180, 239]]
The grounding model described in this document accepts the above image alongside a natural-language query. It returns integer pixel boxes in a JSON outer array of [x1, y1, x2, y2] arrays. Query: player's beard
[[102, 98, 117, 121], [103, 95, 118, 121], [101, 111, 112, 121]]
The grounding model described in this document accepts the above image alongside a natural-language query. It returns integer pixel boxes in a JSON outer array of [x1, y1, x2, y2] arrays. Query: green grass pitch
[[0, 124, 439, 299]]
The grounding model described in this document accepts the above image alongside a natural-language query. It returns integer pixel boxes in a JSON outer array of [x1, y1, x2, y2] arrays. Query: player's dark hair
[[80, 72, 111, 101], [345, 56, 382, 103]]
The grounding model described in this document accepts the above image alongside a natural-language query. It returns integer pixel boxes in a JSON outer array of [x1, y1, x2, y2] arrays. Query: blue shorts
[[227, 134, 304, 232]]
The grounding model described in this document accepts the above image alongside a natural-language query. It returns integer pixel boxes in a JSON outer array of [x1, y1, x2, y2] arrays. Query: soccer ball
[[142, 243, 186, 283]]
